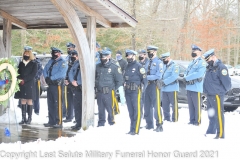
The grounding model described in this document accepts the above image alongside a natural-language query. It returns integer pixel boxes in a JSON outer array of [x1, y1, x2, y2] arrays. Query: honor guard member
[[95, 42, 101, 64], [144, 45, 164, 132], [124, 50, 146, 135], [43, 47, 68, 128], [161, 52, 179, 122], [116, 50, 127, 106], [66, 42, 76, 62], [203, 49, 231, 139], [138, 49, 149, 119], [184, 45, 206, 126], [33, 51, 43, 115], [95, 49, 123, 127], [68, 50, 82, 130]]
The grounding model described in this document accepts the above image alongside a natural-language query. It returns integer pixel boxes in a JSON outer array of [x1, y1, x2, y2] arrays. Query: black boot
[[19, 104, 27, 125], [153, 125, 163, 132], [26, 105, 33, 124]]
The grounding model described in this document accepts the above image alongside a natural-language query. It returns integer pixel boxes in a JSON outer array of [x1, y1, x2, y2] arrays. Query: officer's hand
[[72, 80, 78, 87], [182, 78, 187, 84], [20, 79, 24, 85], [64, 80, 69, 85], [162, 81, 166, 87], [45, 77, 51, 84]]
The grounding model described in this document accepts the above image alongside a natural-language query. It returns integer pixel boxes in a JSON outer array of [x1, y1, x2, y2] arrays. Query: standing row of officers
[[15, 42, 231, 139]]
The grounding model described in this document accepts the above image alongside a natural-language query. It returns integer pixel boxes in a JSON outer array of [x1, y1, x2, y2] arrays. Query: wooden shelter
[[0, 0, 137, 129]]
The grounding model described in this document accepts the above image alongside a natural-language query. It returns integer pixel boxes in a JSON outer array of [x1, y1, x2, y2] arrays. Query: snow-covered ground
[[0, 97, 240, 160]]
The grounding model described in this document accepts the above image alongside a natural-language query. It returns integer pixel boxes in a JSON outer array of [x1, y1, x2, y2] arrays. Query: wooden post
[[3, 18, 12, 58], [51, 0, 95, 130]]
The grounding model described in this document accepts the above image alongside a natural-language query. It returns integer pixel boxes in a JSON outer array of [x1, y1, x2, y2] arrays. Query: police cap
[[147, 45, 158, 51], [116, 50, 122, 55], [24, 46, 32, 51], [138, 49, 147, 54], [202, 49, 215, 61], [125, 49, 137, 57], [99, 49, 111, 58], [161, 52, 170, 59], [70, 50, 78, 56], [191, 44, 202, 51], [51, 47, 61, 54], [66, 42, 76, 48]]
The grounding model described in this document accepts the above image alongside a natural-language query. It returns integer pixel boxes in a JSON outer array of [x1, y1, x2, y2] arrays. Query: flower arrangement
[[0, 58, 20, 107]]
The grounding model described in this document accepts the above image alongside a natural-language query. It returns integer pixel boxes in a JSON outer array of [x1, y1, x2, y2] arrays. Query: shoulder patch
[[140, 68, 146, 74], [221, 69, 228, 76], [118, 67, 122, 74], [202, 61, 207, 66]]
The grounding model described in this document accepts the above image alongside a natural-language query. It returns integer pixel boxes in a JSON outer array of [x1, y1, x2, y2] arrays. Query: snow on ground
[[0, 97, 240, 160]]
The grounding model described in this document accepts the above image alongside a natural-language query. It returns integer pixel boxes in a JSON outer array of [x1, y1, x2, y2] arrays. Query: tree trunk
[[131, 0, 136, 50]]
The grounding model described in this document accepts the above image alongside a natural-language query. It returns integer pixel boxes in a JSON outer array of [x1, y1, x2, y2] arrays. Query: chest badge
[[153, 63, 156, 66], [221, 69, 228, 76], [108, 68, 111, 73], [132, 68, 136, 73], [118, 67, 122, 73], [140, 68, 145, 74]]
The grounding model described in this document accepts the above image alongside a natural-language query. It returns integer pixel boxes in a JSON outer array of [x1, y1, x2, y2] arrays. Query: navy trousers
[[33, 80, 40, 114], [187, 90, 202, 125], [162, 91, 179, 122], [64, 86, 74, 120], [72, 88, 82, 127]]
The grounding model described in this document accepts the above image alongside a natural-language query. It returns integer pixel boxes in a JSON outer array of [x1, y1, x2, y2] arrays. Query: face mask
[[127, 58, 133, 63], [51, 54, 58, 60], [139, 56, 144, 61], [163, 60, 168, 64], [71, 57, 76, 62], [67, 50, 71, 55], [23, 56, 30, 61], [148, 53, 154, 59], [191, 52, 197, 58], [101, 58, 108, 64], [116, 55, 122, 60], [207, 60, 214, 66]]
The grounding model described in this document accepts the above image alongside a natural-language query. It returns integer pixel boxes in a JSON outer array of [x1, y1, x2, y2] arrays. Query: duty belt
[[186, 78, 203, 85], [125, 82, 139, 90], [148, 80, 156, 84]]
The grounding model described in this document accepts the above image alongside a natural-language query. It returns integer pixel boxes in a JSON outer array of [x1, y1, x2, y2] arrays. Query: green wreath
[[0, 58, 20, 107]]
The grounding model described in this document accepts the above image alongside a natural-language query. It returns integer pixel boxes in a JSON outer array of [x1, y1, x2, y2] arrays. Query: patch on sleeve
[[202, 61, 207, 67], [221, 69, 228, 76], [118, 67, 122, 74], [140, 68, 146, 74], [62, 63, 66, 67]]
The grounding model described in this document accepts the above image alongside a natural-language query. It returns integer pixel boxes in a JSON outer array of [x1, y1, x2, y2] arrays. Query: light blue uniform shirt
[[69, 60, 82, 85], [184, 57, 207, 93], [95, 52, 101, 64], [146, 57, 163, 81], [43, 56, 68, 80], [162, 60, 179, 92]]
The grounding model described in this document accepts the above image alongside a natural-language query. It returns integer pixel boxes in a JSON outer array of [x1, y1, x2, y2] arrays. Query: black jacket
[[14, 60, 37, 100], [118, 59, 127, 74]]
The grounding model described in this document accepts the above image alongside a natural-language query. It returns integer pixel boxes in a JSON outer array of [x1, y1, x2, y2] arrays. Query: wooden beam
[[69, 0, 111, 28], [0, 9, 27, 29], [96, 0, 137, 28], [3, 18, 12, 58], [51, 0, 95, 130], [87, 16, 96, 59]]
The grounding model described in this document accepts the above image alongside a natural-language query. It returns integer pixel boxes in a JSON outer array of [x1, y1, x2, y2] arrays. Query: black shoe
[[188, 122, 194, 125], [71, 126, 81, 130], [130, 132, 136, 135], [194, 122, 200, 126], [97, 124, 104, 127], [153, 125, 163, 132], [63, 119, 72, 123], [35, 112, 39, 115], [44, 123, 54, 127], [146, 125, 153, 130], [126, 131, 132, 134], [26, 105, 33, 124], [214, 135, 224, 139], [73, 121, 76, 123], [52, 124, 62, 128], [19, 104, 27, 125]]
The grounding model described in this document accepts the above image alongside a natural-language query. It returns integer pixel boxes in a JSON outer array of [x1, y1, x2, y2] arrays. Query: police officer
[[95, 42, 101, 64], [124, 49, 146, 135], [95, 49, 123, 127], [43, 47, 68, 128], [63, 43, 76, 123], [161, 52, 179, 122], [203, 49, 231, 139], [116, 50, 127, 106], [144, 45, 164, 132], [184, 45, 206, 126], [138, 49, 149, 119], [33, 51, 43, 115], [68, 50, 82, 130]]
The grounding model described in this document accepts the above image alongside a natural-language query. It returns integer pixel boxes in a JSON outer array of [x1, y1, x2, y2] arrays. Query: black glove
[[45, 77, 51, 84]]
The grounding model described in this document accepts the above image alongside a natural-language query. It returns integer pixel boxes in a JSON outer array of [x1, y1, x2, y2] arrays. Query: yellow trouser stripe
[[174, 91, 178, 122], [65, 86, 68, 109], [58, 86, 62, 125], [38, 80, 40, 96], [156, 87, 162, 124], [216, 95, 223, 138], [111, 90, 115, 120], [198, 92, 201, 123], [114, 96, 120, 114], [135, 88, 141, 134]]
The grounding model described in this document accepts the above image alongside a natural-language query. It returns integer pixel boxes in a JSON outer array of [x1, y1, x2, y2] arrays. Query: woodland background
[[7, 0, 240, 65]]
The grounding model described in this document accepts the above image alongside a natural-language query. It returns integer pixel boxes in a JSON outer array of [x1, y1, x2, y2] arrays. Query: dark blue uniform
[[43, 55, 67, 127], [124, 60, 146, 135], [33, 58, 43, 115], [203, 59, 231, 138], [69, 60, 82, 130], [95, 59, 123, 127]]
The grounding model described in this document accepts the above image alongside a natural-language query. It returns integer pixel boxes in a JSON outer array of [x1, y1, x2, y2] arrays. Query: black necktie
[[147, 60, 152, 75]]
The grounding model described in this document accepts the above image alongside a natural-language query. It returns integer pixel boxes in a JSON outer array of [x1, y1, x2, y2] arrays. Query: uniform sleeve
[[123, 60, 128, 74], [68, 63, 75, 83], [163, 64, 179, 85], [113, 66, 123, 89], [147, 61, 163, 80], [77, 66, 82, 85], [36, 61, 43, 78], [185, 60, 206, 81], [43, 60, 51, 78], [23, 62, 37, 82], [219, 65, 231, 92], [51, 60, 68, 80]]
